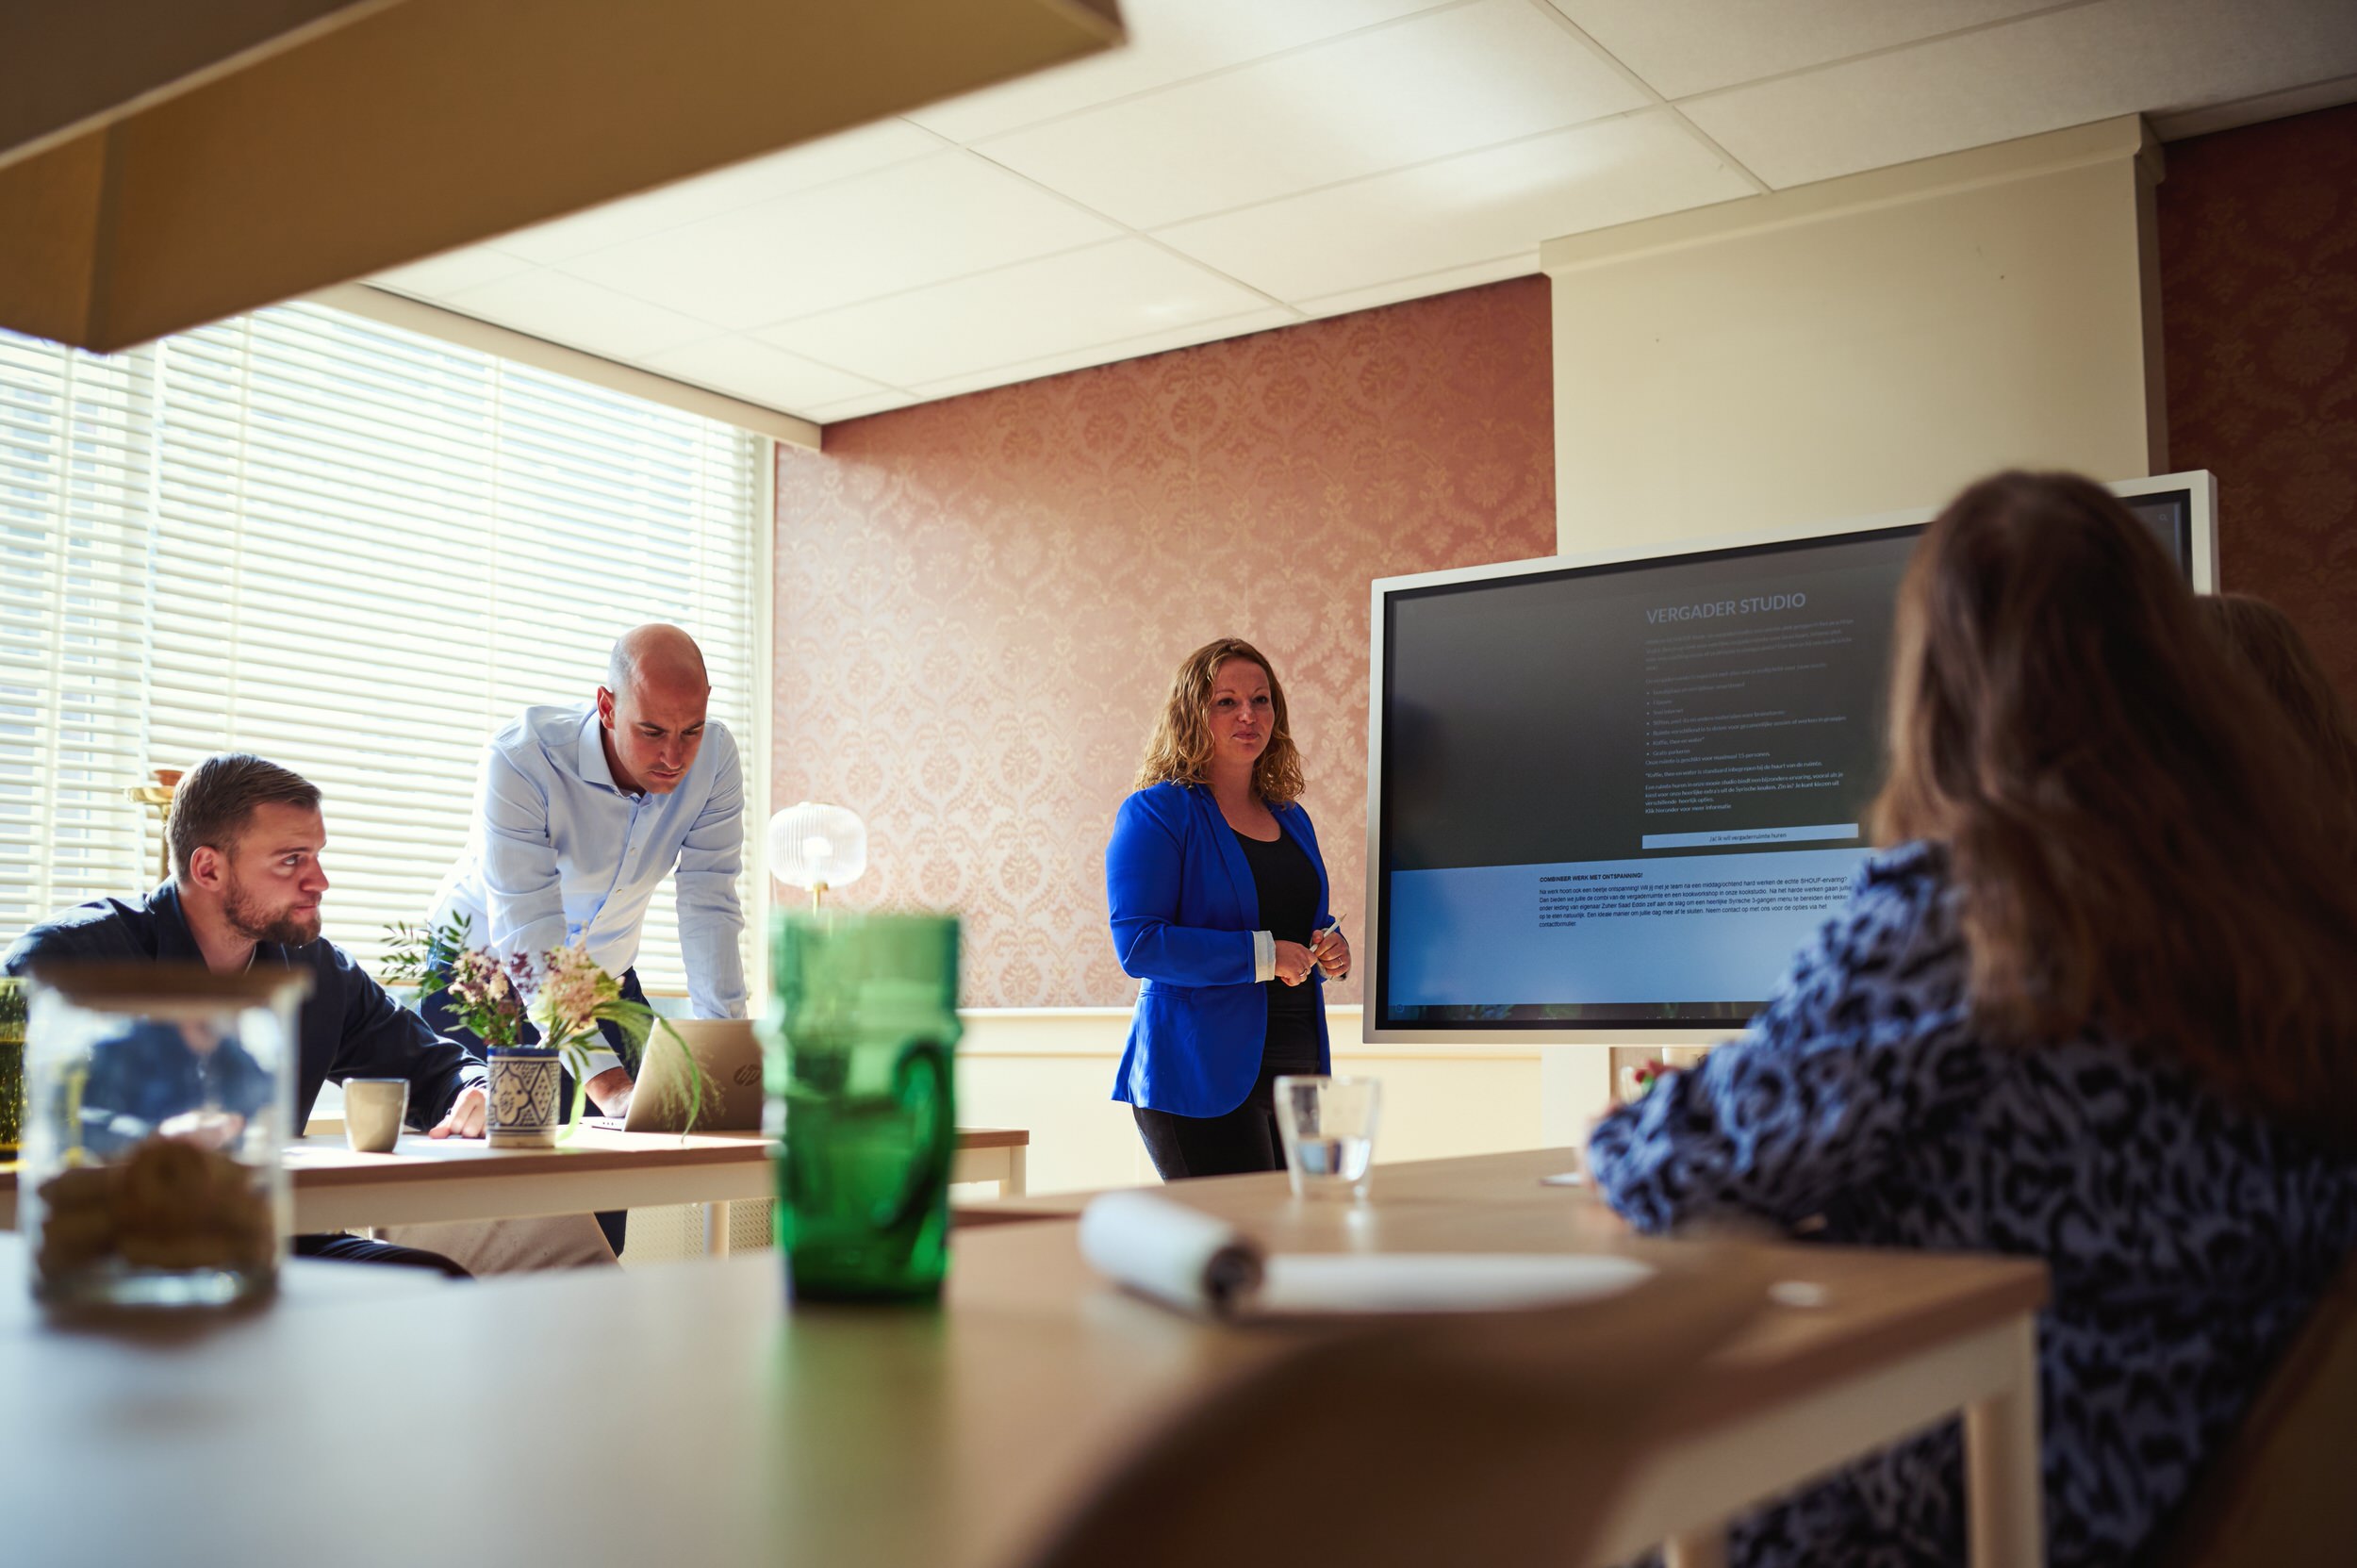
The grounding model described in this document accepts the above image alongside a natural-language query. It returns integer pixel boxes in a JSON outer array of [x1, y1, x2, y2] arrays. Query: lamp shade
[[768, 802, 867, 893]]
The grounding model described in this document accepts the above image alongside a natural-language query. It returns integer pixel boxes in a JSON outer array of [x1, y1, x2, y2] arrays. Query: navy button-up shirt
[[4, 883, 486, 1132]]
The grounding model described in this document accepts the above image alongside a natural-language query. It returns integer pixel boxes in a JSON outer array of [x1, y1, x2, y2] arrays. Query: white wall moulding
[[1543, 115, 2165, 554], [950, 1007, 1580, 1195], [0, 0, 1125, 354], [311, 283, 823, 449]]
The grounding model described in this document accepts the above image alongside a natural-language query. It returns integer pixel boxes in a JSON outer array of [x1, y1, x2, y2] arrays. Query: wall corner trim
[[1540, 115, 2150, 278], [305, 283, 823, 450]]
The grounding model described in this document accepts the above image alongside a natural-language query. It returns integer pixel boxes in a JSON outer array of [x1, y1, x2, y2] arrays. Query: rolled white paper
[[1078, 1190, 1264, 1318], [1256, 1252, 1653, 1316]]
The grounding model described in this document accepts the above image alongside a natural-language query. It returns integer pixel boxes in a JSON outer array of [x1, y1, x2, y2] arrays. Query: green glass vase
[[766, 912, 959, 1302]]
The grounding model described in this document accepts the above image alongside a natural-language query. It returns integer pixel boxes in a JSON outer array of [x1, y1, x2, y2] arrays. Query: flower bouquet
[[1617, 1057, 1674, 1106], [385, 917, 713, 1147]]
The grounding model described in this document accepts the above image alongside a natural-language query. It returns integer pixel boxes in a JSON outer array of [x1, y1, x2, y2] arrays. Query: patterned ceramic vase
[[486, 1046, 561, 1148]]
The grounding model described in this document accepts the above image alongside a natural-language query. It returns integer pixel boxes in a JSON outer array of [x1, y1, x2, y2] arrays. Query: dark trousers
[[419, 965, 650, 1258], [294, 1231, 470, 1279], [1132, 1062, 1292, 1180]]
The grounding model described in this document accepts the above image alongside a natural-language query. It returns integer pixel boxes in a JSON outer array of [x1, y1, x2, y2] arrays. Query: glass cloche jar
[[18, 963, 308, 1310]]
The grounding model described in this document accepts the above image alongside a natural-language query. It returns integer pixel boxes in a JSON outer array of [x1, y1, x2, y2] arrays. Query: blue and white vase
[[486, 1046, 562, 1147]]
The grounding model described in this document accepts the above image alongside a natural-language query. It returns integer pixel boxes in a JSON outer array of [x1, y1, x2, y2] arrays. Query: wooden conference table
[[0, 1125, 1031, 1251], [0, 1147, 2047, 1568]]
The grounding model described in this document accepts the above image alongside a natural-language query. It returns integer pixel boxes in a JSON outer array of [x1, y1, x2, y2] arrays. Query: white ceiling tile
[[370, 245, 536, 300], [1546, 0, 2059, 101], [804, 389, 919, 423], [1157, 109, 1752, 303], [977, 0, 1647, 230], [906, 0, 1446, 142], [1684, 0, 2357, 190], [640, 336, 888, 413], [755, 239, 1277, 388], [438, 270, 720, 359], [1295, 253, 1540, 318], [555, 152, 1123, 331], [907, 308, 1298, 400], [491, 120, 948, 266]]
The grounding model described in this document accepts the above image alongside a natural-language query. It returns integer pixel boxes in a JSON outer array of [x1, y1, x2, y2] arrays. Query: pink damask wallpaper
[[772, 277, 1557, 1007], [2160, 102, 2357, 705]]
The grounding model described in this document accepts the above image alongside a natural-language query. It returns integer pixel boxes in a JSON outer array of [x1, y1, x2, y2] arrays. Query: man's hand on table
[[428, 1084, 487, 1139], [585, 1065, 635, 1117]]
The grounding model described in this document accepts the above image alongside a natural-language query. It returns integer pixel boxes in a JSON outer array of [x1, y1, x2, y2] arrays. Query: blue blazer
[[1106, 782, 1333, 1117]]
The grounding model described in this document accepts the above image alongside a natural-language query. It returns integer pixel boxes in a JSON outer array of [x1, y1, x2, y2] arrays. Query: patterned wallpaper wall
[[2160, 102, 2357, 705], [772, 277, 1557, 1007]]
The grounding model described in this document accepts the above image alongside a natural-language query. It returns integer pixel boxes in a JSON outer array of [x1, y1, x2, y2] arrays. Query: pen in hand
[[1312, 916, 1347, 978]]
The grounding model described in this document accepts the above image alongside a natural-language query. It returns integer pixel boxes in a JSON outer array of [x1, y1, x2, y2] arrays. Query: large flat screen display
[[1364, 472, 2217, 1043]]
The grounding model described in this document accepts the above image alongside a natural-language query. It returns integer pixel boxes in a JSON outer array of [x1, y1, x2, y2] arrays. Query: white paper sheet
[[1077, 1191, 1655, 1320]]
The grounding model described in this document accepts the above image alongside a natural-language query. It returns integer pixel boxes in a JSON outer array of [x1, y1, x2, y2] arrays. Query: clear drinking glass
[[1273, 1074, 1381, 1200], [19, 963, 307, 1310]]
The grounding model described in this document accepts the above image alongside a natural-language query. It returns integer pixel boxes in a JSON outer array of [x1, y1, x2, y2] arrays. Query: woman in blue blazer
[[1106, 637, 1349, 1178]]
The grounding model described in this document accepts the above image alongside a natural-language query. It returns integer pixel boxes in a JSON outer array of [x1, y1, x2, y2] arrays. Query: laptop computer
[[593, 1018, 765, 1133]]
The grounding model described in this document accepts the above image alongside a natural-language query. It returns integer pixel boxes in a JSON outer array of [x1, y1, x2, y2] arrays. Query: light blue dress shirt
[[430, 702, 749, 1018]]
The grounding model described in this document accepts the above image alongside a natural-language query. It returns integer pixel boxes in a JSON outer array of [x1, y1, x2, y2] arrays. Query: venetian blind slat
[[2, 302, 762, 991]]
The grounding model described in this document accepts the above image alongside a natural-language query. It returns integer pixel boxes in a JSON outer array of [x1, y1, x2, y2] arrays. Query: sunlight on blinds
[[2, 303, 763, 989]]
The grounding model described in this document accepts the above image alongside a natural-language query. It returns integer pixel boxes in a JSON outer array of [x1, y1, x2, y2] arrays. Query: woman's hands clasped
[[1274, 928, 1349, 985], [1311, 924, 1350, 981], [1273, 940, 1316, 986]]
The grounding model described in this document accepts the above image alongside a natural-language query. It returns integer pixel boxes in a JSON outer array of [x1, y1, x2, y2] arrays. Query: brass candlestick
[[125, 782, 177, 884]]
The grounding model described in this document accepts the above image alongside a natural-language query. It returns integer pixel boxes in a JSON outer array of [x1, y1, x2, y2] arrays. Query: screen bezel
[[1359, 470, 2218, 1046]]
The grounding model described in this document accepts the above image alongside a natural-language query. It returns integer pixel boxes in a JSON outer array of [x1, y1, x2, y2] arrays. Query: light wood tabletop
[[0, 1147, 2046, 1568], [0, 1126, 1031, 1239]]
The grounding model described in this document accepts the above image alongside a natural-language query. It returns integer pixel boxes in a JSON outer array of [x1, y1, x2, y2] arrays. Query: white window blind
[[0, 343, 159, 937], [3, 302, 764, 990]]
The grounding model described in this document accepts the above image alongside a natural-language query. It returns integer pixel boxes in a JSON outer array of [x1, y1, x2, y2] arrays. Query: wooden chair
[[1020, 1250, 1769, 1568], [2155, 1247, 2357, 1567]]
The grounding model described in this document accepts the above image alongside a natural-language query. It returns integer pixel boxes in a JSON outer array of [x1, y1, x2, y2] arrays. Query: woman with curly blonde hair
[[1105, 636, 1347, 1178]]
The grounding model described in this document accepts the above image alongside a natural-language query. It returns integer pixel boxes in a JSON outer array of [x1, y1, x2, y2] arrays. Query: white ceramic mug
[[343, 1079, 410, 1153]]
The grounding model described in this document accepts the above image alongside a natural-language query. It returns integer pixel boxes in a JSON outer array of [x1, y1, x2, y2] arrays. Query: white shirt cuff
[[1253, 930, 1275, 983]]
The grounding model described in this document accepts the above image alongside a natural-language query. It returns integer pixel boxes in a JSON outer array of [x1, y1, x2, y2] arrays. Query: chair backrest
[[1020, 1249, 1768, 1568], [2156, 1247, 2357, 1567]]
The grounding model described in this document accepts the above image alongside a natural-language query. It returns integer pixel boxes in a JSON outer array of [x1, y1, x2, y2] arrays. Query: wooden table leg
[[1003, 1144, 1027, 1198], [1664, 1529, 1728, 1568], [705, 1199, 733, 1257], [1965, 1314, 2043, 1567]]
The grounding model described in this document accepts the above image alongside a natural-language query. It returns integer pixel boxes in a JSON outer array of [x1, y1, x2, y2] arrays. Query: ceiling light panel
[[978, 0, 1647, 230], [756, 237, 1277, 388], [1684, 0, 2357, 189], [908, 0, 1445, 142], [1157, 108, 1750, 303], [554, 151, 1123, 331], [1546, 0, 2060, 101]]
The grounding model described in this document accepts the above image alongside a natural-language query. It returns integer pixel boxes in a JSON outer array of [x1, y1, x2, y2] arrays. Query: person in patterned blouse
[[1590, 471, 2357, 1568]]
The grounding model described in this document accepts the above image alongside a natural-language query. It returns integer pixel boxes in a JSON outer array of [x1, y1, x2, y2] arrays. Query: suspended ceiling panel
[[369, 0, 2357, 425]]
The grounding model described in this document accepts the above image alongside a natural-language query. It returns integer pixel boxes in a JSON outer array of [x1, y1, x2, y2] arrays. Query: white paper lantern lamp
[[767, 802, 867, 909]]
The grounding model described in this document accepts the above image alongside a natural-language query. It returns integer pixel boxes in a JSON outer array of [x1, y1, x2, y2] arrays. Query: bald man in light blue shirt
[[426, 625, 748, 1116]]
